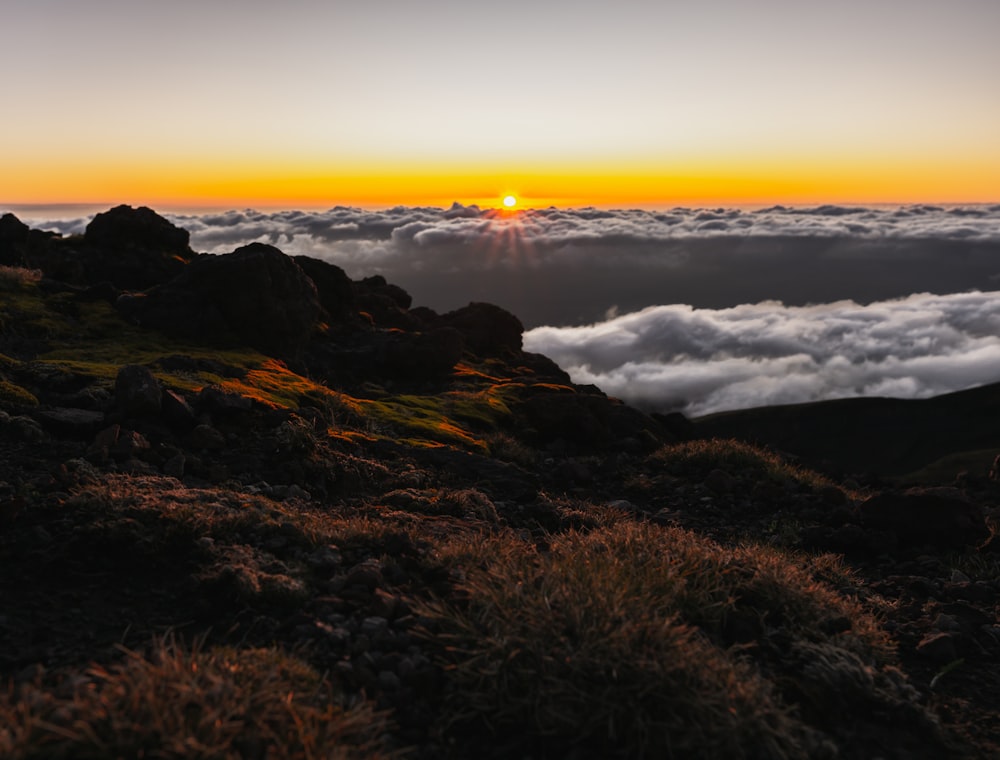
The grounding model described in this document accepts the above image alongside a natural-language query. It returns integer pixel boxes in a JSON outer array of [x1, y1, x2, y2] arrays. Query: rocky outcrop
[[118, 243, 321, 357], [0, 213, 57, 269], [75, 205, 195, 290], [293, 256, 357, 325], [440, 302, 524, 357], [376, 328, 465, 379], [0, 213, 30, 243], [353, 275, 419, 330], [114, 365, 163, 419], [85, 205, 190, 254]]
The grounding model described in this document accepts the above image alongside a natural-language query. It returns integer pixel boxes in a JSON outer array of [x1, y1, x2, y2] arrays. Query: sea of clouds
[[21, 203, 1000, 416]]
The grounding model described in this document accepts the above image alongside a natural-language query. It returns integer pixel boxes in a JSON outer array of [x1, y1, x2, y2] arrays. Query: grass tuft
[[0, 638, 396, 759], [420, 521, 900, 758]]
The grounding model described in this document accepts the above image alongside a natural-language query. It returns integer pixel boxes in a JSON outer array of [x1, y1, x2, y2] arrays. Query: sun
[[502, 194, 517, 208]]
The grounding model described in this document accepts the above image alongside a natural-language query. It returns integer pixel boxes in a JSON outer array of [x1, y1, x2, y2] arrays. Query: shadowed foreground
[[1, 207, 999, 758]]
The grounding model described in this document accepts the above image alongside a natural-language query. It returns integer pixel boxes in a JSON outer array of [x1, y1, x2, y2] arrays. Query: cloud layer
[[524, 291, 1000, 417], [21, 203, 1000, 328], [17, 203, 1000, 415]]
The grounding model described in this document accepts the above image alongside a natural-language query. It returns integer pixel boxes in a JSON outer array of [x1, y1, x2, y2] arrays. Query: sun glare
[[502, 195, 517, 208]]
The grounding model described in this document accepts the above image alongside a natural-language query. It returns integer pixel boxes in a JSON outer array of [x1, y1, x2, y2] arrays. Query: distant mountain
[[693, 381, 1000, 481]]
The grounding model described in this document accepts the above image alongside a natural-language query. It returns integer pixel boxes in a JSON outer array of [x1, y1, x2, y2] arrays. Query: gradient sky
[[4, 0, 999, 209]]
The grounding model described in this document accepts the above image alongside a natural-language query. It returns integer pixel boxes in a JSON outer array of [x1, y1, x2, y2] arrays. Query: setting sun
[[503, 195, 517, 208]]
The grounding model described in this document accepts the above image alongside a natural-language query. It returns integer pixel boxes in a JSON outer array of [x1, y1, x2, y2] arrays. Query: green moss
[[0, 377, 38, 407]]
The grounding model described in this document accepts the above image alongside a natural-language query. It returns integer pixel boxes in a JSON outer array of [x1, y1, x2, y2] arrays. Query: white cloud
[[523, 291, 1000, 416], [11, 203, 1000, 413]]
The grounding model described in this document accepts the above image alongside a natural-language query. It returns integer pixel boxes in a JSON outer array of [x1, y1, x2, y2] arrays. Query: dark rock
[[161, 390, 197, 430], [360, 275, 411, 309], [0, 214, 31, 265], [440, 302, 523, 356], [293, 256, 356, 323], [859, 488, 990, 549], [515, 384, 663, 453], [114, 365, 163, 418], [43, 205, 196, 290], [190, 424, 225, 450], [117, 243, 320, 356], [352, 275, 418, 330], [78, 281, 121, 304], [376, 328, 465, 379], [85, 205, 189, 253], [915, 632, 959, 663], [197, 386, 253, 416], [0, 213, 30, 244], [162, 453, 186, 479], [32, 407, 105, 438]]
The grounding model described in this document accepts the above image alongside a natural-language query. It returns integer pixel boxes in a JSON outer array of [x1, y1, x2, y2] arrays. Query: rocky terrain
[[0, 205, 999, 758]]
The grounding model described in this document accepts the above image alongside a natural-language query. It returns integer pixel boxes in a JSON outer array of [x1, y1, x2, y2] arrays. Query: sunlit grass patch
[[420, 521, 897, 758], [0, 638, 396, 760], [653, 438, 840, 493], [214, 358, 348, 410], [0, 266, 42, 289], [0, 376, 38, 407], [359, 394, 496, 453]]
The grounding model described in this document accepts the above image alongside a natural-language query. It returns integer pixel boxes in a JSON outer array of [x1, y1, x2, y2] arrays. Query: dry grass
[[0, 638, 396, 759], [0, 266, 42, 289], [419, 521, 898, 759], [653, 438, 845, 493]]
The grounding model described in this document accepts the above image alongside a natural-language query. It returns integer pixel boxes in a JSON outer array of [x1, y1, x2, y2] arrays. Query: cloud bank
[[524, 291, 1000, 417], [16, 203, 1000, 414], [20, 203, 1000, 328]]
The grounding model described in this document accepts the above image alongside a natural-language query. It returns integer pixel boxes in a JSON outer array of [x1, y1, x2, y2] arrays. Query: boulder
[[353, 275, 419, 330], [441, 302, 523, 356], [114, 365, 163, 418], [514, 383, 662, 452], [85, 205, 190, 253], [0, 213, 30, 243], [376, 328, 465, 379], [61, 205, 197, 290], [293, 256, 356, 324], [118, 243, 321, 356], [0, 214, 31, 265], [859, 488, 989, 549]]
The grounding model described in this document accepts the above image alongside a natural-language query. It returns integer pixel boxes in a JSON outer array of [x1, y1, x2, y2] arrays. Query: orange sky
[[3, 1, 998, 211]]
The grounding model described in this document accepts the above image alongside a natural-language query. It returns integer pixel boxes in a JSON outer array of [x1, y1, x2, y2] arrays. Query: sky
[[3, 0, 999, 208]]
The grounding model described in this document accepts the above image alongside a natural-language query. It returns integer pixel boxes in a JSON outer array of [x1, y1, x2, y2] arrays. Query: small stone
[[916, 632, 959, 663], [933, 614, 962, 633], [306, 546, 343, 572], [162, 453, 185, 479], [605, 499, 634, 511], [346, 563, 382, 591], [378, 670, 401, 691], [190, 424, 225, 450], [8, 416, 46, 442], [284, 484, 310, 501], [161, 390, 196, 430], [360, 616, 390, 638], [351, 634, 371, 655], [950, 569, 971, 584], [115, 364, 163, 418]]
